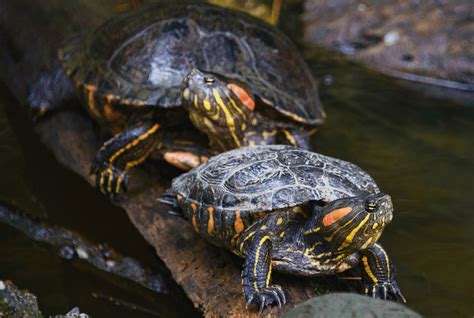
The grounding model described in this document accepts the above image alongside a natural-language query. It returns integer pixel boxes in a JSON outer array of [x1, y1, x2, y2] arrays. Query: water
[[0, 85, 199, 317], [308, 49, 474, 317], [1, 1, 473, 317]]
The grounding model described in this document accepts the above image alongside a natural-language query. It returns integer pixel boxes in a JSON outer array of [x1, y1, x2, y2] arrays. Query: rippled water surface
[[1, 1, 473, 317]]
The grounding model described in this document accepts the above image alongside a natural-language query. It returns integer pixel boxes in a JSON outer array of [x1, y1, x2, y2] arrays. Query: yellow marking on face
[[360, 237, 373, 250], [304, 241, 322, 257], [202, 117, 217, 134], [225, 91, 247, 119], [193, 95, 199, 108], [207, 207, 215, 234], [281, 129, 298, 146], [279, 231, 286, 238], [253, 236, 271, 292], [324, 212, 359, 242], [213, 88, 241, 147], [338, 214, 370, 251], [276, 217, 283, 226], [372, 223, 378, 229], [234, 210, 245, 233], [362, 255, 378, 283], [304, 227, 321, 235], [260, 225, 267, 231], [203, 99, 212, 111]]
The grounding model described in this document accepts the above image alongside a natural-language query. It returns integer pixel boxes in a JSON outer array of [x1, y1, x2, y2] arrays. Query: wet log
[[0, 1, 315, 316]]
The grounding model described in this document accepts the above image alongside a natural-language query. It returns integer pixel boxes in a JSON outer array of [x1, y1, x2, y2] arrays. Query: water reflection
[[308, 48, 474, 317]]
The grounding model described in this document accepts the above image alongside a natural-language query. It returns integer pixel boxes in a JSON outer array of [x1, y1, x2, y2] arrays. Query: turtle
[[28, 3, 325, 196], [160, 145, 405, 312]]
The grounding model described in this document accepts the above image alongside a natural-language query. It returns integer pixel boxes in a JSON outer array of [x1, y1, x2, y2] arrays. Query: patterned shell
[[172, 145, 379, 214], [59, 3, 323, 124]]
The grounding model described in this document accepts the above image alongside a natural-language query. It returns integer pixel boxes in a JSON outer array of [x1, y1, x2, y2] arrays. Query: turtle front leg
[[28, 63, 76, 121], [359, 243, 406, 302], [237, 226, 286, 312], [91, 117, 160, 196]]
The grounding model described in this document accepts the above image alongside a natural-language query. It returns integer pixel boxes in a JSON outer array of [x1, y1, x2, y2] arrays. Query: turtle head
[[181, 69, 255, 150], [318, 193, 393, 255]]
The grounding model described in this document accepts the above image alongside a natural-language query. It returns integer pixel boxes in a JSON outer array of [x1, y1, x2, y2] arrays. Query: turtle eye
[[365, 199, 378, 213], [204, 76, 215, 85]]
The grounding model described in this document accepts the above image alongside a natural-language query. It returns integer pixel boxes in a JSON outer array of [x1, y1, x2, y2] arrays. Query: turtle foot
[[244, 285, 286, 313], [91, 161, 128, 197], [364, 281, 406, 303]]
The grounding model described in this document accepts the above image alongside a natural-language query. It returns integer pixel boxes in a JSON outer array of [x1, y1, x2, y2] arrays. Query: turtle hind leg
[[91, 116, 160, 197], [237, 220, 287, 313], [153, 129, 212, 170], [27, 63, 76, 121]]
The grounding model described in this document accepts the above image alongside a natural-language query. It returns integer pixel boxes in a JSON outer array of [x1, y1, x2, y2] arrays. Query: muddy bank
[[304, 0, 474, 99]]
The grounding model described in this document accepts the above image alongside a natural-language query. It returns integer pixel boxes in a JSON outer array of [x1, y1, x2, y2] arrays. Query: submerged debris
[[0, 205, 168, 295]]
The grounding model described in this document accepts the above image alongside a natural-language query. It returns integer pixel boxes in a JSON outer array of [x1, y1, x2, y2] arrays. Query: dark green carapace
[[162, 145, 405, 312], [28, 3, 324, 196]]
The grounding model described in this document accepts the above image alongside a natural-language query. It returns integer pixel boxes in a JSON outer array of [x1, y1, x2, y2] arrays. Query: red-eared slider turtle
[[161, 145, 405, 312], [28, 3, 324, 196]]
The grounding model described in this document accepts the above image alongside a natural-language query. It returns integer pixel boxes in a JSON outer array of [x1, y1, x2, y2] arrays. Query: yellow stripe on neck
[[212, 88, 241, 147]]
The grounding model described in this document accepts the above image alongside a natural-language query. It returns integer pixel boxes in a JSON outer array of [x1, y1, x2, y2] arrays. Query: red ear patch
[[322, 207, 352, 227], [227, 83, 255, 111]]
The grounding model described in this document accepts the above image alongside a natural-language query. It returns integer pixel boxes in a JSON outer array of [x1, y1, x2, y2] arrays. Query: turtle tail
[[158, 188, 184, 218]]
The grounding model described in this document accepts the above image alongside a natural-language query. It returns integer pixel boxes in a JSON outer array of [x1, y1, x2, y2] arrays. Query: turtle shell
[[59, 3, 324, 124], [172, 145, 379, 214]]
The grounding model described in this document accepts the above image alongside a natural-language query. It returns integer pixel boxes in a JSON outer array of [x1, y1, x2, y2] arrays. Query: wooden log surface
[[0, 1, 315, 316]]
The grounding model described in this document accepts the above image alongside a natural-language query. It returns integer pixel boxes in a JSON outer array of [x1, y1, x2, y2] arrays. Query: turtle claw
[[364, 281, 406, 303], [91, 161, 127, 197], [244, 285, 286, 313]]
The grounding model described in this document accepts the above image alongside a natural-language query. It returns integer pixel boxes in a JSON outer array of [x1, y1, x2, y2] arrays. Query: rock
[[304, 0, 474, 93], [283, 293, 421, 318], [0, 281, 42, 318]]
